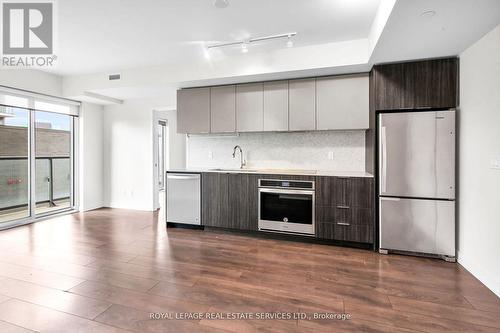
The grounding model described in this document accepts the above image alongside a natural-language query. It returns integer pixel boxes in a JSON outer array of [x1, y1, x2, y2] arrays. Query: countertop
[[167, 168, 373, 178]]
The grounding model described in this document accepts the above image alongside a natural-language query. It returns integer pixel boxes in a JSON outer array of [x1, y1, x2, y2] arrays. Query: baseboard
[[457, 250, 500, 297], [105, 202, 155, 212], [81, 205, 104, 212]]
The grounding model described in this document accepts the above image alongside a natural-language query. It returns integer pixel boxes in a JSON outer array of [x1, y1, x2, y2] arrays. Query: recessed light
[[241, 43, 248, 53], [203, 47, 211, 60], [420, 10, 436, 18], [214, 0, 229, 9]]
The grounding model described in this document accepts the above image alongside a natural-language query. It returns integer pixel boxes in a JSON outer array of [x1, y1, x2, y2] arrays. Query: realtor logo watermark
[[1, 0, 56, 67]]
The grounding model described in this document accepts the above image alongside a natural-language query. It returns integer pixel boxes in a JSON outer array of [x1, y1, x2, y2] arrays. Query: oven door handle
[[258, 188, 315, 195]]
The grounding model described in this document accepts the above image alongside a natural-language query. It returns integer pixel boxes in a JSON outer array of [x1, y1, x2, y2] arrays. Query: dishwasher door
[[166, 173, 201, 225]]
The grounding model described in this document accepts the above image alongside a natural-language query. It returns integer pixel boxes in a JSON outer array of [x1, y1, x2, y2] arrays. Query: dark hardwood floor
[[0, 208, 498, 332]]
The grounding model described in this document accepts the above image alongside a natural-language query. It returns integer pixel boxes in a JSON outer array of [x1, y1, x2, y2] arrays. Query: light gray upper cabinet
[[316, 75, 369, 130], [177, 74, 370, 134], [263, 81, 288, 131], [210, 85, 236, 133], [289, 78, 316, 131], [236, 83, 264, 132], [177, 87, 210, 134]]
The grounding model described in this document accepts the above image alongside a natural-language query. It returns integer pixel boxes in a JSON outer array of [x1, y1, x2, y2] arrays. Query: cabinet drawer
[[350, 208, 372, 226], [317, 206, 372, 226], [335, 224, 373, 243], [317, 223, 373, 243]]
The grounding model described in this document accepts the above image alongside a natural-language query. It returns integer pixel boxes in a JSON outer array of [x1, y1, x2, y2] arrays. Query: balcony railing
[[0, 156, 70, 211], [0, 106, 15, 118]]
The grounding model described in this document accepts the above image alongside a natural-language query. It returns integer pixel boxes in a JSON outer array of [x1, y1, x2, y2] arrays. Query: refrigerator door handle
[[380, 197, 400, 201], [380, 126, 387, 193]]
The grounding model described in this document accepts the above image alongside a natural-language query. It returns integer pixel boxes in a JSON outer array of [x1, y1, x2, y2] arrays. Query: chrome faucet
[[232, 145, 246, 169]]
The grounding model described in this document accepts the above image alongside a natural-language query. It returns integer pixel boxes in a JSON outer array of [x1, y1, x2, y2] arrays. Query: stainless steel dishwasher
[[166, 173, 201, 225]]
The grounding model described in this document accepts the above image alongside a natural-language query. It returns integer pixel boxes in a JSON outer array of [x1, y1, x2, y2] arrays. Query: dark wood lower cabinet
[[202, 172, 374, 244], [202, 172, 258, 231], [316, 222, 373, 243], [201, 172, 228, 228], [315, 177, 374, 244]]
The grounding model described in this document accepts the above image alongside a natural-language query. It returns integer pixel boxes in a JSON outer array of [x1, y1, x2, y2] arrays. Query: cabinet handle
[[336, 205, 350, 209], [337, 222, 350, 226]]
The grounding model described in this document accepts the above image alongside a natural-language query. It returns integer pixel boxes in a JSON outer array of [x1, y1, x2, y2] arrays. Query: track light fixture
[[206, 32, 297, 52]]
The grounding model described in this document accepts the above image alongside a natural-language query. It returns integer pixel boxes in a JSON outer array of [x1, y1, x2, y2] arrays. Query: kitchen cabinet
[[202, 172, 373, 243], [177, 87, 210, 134], [316, 177, 374, 243], [263, 81, 289, 131], [201, 172, 257, 231], [210, 85, 236, 133], [289, 78, 316, 131], [316, 75, 369, 130], [236, 83, 264, 132], [372, 58, 458, 110], [177, 72, 376, 134], [201, 172, 228, 228]]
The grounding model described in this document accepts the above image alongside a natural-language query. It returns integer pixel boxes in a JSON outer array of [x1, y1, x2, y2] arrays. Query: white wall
[[78, 102, 104, 211], [103, 97, 184, 211], [187, 131, 365, 172], [0, 69, 63, 96], [458, 23, 500, 296]]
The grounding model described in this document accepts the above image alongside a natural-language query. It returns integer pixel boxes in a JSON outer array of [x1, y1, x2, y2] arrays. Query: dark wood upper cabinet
[[372, 58, 458, 110]]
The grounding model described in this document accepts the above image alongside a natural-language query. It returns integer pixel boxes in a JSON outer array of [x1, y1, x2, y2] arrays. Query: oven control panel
[[259, 179, 315, 190]]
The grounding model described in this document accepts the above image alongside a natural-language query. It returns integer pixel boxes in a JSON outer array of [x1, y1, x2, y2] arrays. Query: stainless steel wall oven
[[258, 179, 315, 236]]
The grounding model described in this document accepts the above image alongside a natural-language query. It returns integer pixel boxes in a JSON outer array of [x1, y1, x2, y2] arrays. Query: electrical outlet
[[208, 151, 213, 159], [327, 151, 334, 160]]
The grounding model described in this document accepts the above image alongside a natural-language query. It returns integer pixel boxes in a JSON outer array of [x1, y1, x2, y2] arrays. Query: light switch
[[327, 151, 334, 160], [208, 151, 213, 159]]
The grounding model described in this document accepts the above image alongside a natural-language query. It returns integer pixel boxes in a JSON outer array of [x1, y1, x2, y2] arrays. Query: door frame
[[152, 109, 172, 211]]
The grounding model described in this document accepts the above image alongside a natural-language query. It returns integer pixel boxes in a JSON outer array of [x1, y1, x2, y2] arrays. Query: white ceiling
[[370, 0, 500, 63], [53, 0, 500, 103], [54, 0, 381, 75]]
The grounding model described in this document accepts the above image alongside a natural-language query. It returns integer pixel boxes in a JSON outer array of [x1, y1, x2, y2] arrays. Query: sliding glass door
[[0, 105, 30, 223], [0, 90, 79, 228], [35, 110, 73, 215]]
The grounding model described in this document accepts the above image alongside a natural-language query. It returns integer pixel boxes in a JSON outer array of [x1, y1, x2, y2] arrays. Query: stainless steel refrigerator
[[378, 110, 456, 261]]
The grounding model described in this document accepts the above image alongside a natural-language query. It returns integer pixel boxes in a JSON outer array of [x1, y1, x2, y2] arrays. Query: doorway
[[158, 120, 168, 191], [153, 117, 169, 215]]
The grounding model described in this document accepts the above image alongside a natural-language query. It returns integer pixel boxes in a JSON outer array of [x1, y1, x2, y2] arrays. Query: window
[[0, 88, 80, 227]]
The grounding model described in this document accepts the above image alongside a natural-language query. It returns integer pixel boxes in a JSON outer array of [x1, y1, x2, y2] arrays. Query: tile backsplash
[[187, 131, 366, 171]]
